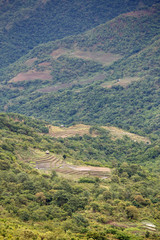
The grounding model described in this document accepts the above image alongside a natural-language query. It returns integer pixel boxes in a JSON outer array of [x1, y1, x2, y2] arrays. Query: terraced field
[[16, 143, 111, 178], [24, 151, 111, 179], [35, 154, 64, 169], [49, 124, 91, 138], [49, 124, 151, 144], [56, 165, 111, 179]]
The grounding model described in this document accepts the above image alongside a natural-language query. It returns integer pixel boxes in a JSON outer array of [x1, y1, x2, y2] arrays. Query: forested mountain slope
[[0, 113, 160, 239], [1, 0, 158, 68], [0, 4, 160, 136], [1, 2, 160, 239]]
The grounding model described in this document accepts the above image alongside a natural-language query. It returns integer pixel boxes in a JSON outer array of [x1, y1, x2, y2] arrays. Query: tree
[[126, 206, 139, 220], [103, 190, 112, 200], [19, 209, 30, 221], [35, 192, 46, 205]]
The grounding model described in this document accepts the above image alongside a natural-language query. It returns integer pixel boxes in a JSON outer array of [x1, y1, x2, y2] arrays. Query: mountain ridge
[[1, 0, 158, 68], [0, 2, 160, 238], [0, 4, 159, 137]]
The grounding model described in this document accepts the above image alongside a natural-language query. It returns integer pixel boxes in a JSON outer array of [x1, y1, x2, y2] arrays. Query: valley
[[0, 3, 159, 137], [0, 1, 160, 239]]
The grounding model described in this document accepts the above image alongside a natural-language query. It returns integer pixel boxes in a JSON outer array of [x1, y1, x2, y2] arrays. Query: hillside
[[49, 124, 151, 144], [0, 113, 160, 239], [0, 4, 160, 137], [1, 2, 160, 239], [1, 0, 158, 68]]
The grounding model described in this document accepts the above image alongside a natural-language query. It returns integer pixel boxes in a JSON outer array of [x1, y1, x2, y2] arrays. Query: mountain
[[1, 0, 158, 68], [0, 3, 160, 136], [0, 112, 160, 239], [1, 2, 160, 238]]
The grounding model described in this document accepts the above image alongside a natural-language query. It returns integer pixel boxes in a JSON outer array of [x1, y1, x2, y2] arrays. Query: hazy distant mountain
[[0, 2, 160, 136], [0, 0, 159, 67]]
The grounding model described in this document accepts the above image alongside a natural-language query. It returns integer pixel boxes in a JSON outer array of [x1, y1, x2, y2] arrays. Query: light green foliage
[[0, 113, 159, 239], [126, 206, 139, 220]]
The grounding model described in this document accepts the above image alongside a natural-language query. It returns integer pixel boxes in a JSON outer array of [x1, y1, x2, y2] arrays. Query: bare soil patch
[[69, 50, 122, 65], [51, 48, 68, 59], [78, 73, 106, 85], [101, 77, 141, 88], [9, 69, 52, 83], [18, 149, 111, 178], [50, 48, 122, 65], [38, 62, 51, 67]]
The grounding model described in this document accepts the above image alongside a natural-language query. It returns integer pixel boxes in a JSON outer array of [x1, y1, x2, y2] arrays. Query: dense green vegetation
[[0, 113, 160, 239], [1, 0, 157, 68], [0, 2, 160, 239], [0, 4, 159, 138], [4, 75, 159, 137]]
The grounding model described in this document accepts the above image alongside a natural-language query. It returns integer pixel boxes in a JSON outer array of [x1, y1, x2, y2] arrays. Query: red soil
[[9, 70, 52, 83]]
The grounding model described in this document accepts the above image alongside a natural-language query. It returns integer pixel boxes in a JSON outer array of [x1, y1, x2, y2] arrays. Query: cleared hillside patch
[[102, 126, 151, 144], [51, 47, 122, 65], [101, 77, 141, 88], [49, 124, 151, 144], [68, 49, 122, 65], [49, 124, 92, 138], [56, 165, 111, 180], [17, 148, 111, 179], [9, 69, 52, 83], [51, 48, 69, 59]]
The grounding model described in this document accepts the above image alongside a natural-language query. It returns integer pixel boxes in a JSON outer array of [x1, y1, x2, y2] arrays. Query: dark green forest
[[1, 0, 158, 68], [4, 75, 159, 137]]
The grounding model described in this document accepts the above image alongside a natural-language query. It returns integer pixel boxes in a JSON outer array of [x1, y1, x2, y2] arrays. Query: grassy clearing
[[49, 124, 151, 144], [101, 77, 141, 88], [49, 124, 92, 138], [102, 126, 151, 144]]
